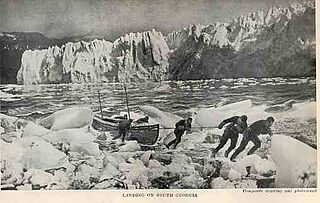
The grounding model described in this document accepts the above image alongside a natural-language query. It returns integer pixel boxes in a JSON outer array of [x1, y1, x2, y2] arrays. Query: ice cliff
[[0, 32, 51, 84], [17, 30, 170, 84], [14, 1, 315, 84]]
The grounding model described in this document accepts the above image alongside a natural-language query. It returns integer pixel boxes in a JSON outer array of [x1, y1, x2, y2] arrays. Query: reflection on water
[[0, 77, 316, 117]]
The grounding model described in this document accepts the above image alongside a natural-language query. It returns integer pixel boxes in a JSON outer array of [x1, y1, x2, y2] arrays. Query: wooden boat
[[92, 114, 160, 145]]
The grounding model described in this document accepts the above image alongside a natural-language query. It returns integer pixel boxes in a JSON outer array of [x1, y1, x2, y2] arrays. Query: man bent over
[[230, 117, 275, 162]]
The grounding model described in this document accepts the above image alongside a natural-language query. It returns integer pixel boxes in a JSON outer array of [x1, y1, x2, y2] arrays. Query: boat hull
[[92, 115, 160, 145]]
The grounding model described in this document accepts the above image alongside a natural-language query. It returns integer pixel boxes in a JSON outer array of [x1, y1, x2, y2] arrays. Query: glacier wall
[[16, 1, 315, 84], [17, 30, 170, 84]]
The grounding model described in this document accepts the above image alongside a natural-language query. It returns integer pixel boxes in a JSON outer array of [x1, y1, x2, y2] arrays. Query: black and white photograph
[[0, 0, 317, 191]]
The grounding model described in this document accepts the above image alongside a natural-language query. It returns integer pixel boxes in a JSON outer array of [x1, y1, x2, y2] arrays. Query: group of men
[[112, 112, 274, 162], [166, 115, 274, 162], [213, 115, 274, 161]]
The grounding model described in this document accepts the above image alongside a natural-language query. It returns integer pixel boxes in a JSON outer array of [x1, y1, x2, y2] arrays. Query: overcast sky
[[0, 0, 301, 40]]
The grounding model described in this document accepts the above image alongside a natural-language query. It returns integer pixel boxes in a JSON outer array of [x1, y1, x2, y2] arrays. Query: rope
[[159, 126, 218, 130]]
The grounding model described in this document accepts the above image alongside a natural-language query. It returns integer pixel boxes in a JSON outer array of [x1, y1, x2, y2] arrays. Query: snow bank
[[271, 134, 316, 188], [39, 107, 93, 130]]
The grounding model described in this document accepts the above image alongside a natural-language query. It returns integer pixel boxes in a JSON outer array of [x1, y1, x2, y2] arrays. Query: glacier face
[[0, 32, 51, 84], [15, 1, 315, 84], [17, 30, 170, 84]]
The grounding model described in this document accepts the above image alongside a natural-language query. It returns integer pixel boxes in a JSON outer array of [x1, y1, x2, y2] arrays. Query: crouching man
[[230, 117, 275, 162], [212, 115, 248, 158], [166, 117, 192, 149]]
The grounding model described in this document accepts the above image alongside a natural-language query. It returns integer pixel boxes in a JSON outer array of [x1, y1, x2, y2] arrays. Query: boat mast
[[98, 89, 103, 119], [124, 84, 131, 120]]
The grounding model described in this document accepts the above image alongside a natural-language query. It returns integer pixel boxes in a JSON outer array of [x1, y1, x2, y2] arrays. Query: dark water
[[0, 77, 316, 118]]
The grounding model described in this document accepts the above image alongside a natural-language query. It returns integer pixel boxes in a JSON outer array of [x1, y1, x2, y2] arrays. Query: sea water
[[0, 77, 315, 118]]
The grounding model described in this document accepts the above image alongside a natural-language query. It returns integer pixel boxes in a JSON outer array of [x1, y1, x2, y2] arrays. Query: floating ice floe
[[39, 107, 93, 130], [276, 101, 316, 121], [153, 84, 171, 91], [264, 100, 296, 113], [194, 100, 252, 127], [195, 99, 315, 128], [230, 85, 249, 89], [0, 90, 22, 101]]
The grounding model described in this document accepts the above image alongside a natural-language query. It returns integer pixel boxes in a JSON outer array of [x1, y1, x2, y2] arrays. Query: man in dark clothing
[[230, 117, 275, 162], [212, 115, 248, 158], [166, 117, 192, 149], [113, 115, 133, 142]]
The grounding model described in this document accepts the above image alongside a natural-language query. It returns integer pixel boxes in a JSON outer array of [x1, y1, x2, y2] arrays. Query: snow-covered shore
[[0, 100, 317, 190]]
